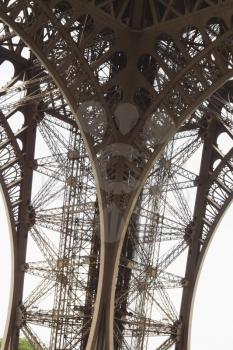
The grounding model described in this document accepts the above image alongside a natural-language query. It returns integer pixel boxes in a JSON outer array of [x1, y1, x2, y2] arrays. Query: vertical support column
[[176, 117, 222, 350], [81, 206, 100, 350], [4, 103, 38, 350], [86, 200, 133, 350]]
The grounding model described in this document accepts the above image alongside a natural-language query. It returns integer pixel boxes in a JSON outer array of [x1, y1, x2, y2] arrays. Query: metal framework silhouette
[[0, 1, 232, 349]]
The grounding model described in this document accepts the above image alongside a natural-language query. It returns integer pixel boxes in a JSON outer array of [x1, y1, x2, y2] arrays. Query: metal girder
[[176, 111, 233, 350], [4, 93, 38, 350], [0, 2, 232, 350], [92, 0, 233, 29]]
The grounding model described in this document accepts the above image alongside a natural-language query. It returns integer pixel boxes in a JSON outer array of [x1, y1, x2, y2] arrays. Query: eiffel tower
[[0, 1, 233, 349]]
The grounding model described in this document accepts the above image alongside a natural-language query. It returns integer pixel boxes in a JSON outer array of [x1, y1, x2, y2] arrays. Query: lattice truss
[[0, 1, 232, 350]]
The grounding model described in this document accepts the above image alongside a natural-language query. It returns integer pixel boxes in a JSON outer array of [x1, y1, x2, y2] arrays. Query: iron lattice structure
[[0, 1, 233, 349]]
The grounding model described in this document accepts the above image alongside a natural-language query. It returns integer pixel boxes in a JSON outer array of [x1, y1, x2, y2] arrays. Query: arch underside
[[0, 1, 233, 349], [0, 89, 232, 350]]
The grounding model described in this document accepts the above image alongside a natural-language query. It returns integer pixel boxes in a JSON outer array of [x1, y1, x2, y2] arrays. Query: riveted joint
[[176, 321, 183, 342], [16, 305, 26, 328], [24, 157, 38, 170], [184, 221, 195, 242], [181, 278, 189, 287], [25, 204, 36, 228], [145, 265, 157, 278], [20, 262, 29, 272], [194, 175, 200, 186]]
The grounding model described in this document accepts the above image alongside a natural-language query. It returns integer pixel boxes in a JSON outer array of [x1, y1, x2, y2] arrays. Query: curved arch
[[188, 199, 233, 350], [0, 5, 110, 298], [0, 13, 110, 348], [0, 4, 232, 203], [0, 114, 24, 349], [186, 196, 233, 349], [0, 45, 40, 347], [187, 149, 233, 347], [0, 3, 233, 349], [0, 112, 23, 215], [176, 144, 233, 349], [0, 176, 17, 350]]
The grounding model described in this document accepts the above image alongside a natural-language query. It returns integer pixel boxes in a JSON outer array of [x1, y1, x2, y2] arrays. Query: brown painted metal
[[0, 2, 232, 350], [177, 114, 233, 349]]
